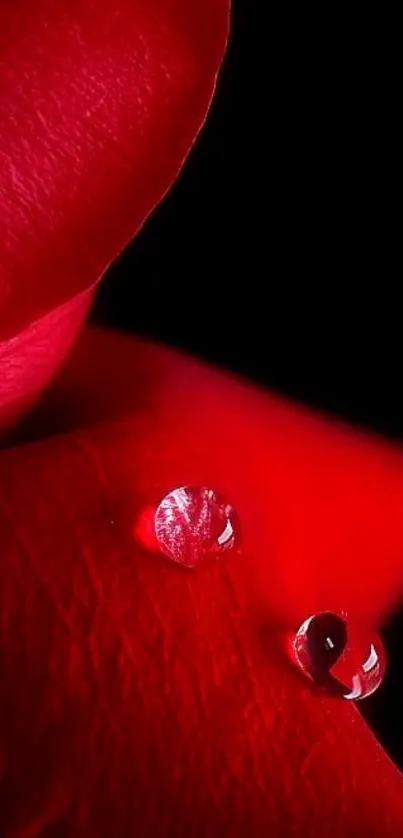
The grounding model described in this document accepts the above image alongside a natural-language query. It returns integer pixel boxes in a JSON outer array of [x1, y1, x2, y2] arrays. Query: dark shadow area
[[95, 1, 401, 439], [360, 609, 403, 771]]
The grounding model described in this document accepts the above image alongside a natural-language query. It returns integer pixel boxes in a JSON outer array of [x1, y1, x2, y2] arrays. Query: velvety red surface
[[0, 0, 228, 429], [1, 1, 403, 836], [2, 329, 403, 837], [0, 0, 228, 334], [0, 289, 92, 437]]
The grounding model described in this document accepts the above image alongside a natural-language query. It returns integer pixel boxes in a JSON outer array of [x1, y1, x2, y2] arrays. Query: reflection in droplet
[[290, 611, 386, 700], [146, 485, 239, 568]]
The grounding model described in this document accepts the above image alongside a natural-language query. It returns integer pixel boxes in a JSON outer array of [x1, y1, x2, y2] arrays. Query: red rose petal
[[1, 330, 403, 836], [0, 0, 229, 430], [0, 0, 229, 341], [24, 327, 403, 626], [0, 289, 93, 436]]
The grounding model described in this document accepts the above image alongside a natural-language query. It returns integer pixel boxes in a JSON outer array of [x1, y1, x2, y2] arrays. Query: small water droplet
[[290, 611, 386, 700], [143, 485, 239, 568]]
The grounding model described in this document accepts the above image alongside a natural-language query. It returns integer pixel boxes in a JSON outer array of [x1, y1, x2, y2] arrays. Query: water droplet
[[290, 611, 386, 700], [146, 485, 239, 568]]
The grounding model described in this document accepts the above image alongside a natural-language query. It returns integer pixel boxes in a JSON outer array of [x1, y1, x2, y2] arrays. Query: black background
[[94, 2, 402, 767]]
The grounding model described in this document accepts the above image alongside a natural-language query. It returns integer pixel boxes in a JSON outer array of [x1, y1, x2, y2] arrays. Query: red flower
[[1, 3, 403, 836]]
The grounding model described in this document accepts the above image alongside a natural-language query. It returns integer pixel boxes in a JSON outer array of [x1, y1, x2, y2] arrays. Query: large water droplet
[[149, 485, 239, 568], [290, 611, 386, 700]]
